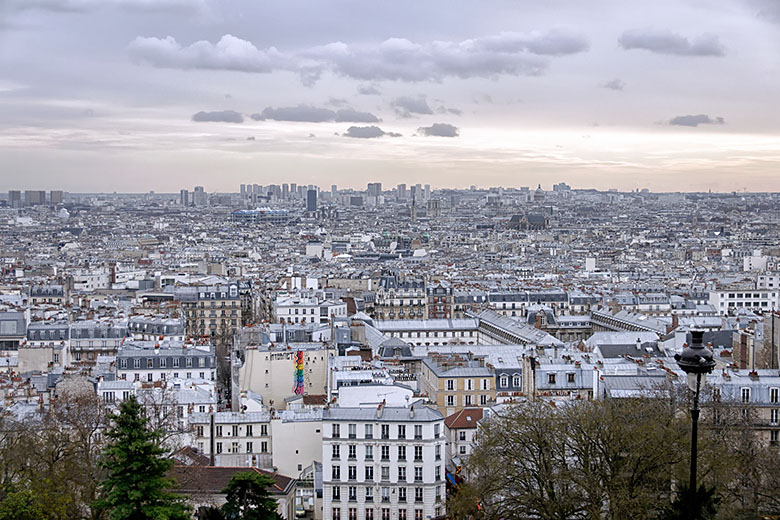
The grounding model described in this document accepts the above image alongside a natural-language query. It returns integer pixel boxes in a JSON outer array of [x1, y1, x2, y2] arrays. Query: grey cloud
[[128, 35, 282, 72], [128, 29, 586, 83], [8, 0, 205, 13], [192, 110, 244, 123], [418, 123, 459, 137], [436, 106, 462, 115], [474, 28, 590, 56], [752, 0, 780, 23], [343, 126, 400, 139], [391, 96, 433, 118], [618, 29, 725, 56], [335, 109, 380, 123], [669, 114, 725, 127], [357, 85, 381, 95], [601, 79, 625, 91], [251, 105, 379, 123]]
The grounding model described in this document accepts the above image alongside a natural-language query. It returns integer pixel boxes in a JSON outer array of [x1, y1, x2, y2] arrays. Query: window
[[348, 445, 356, 459], [398, 445, 406, 461], [772, 430, 779, 444], [160, 358, 166, 368], [548, 373, 557, 385], [365, 486, 374, 502], [332, 486, 341, 500], [232, 425, 239, 437], [414, 446, 423, 461], [365, 424, 373, 439], [261, 441, 267, 453], [381, 487, 390, 503], [365, 466, 374, 480], [216, 442, 222, 454], [381, 424, 390, 439], [133, 358, 140, 369], [246, 441, 253, 453], [246, 425, 253, 436], [332, 424, 341, 438], [399, 466, 406, 481], [381, 466, 390, 481], [332, 466, 341, 480], [459, 430, 466, 441], [771, 388, 779, 404], [415, 487, 423, 502], [742, 387, 751, 403], [348, 507, 357, 520], [216, 426, 223, 436], [196, 426, 204, 437], [398, 510, 406, 520], [465, 395, 473, 406], [446, 379, 455, 391], [172, 358, 180, 368], [348, 466, 357, 480], [365, 445, 373, 460], [381, 445, 390, 461], [435, 444, 441, 460], [459, 445, 467, 455], [147, 359, 153, 369], [435, 466, 441, 480], [414, 467, 423, 482], [348, 424, 357, 439], [481, 379, 490, 390], [466, 379, 473, 391], [348, 486, 357, 501], [446, 395, 455, 407], [567, 373, 576, 383], [231, 441, 239, 453], [772, 409, 779, 425], [332, 507, 341, 519], [332, 444, 341, 459], [500, 375, 508, 387], [434, 424, 440, 438], [382, 507, 390, 520], [120, 358, 127, 368], [186, 357, 193, 368], [414, 425, 422, 439], [398, 424, 406, 439], [415, 509, 423, 520]]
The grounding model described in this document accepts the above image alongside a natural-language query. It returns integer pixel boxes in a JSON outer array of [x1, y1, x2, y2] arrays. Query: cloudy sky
[[1, 0, 779, 192]]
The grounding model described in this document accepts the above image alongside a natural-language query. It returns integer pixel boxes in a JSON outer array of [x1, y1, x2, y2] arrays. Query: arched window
[[500, 375, 508, 388]]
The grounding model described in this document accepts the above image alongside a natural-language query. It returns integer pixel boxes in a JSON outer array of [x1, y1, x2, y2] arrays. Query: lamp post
[[674, 330, 716, 493]]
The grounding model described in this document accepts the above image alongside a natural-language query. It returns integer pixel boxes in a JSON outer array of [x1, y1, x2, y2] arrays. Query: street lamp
[[674, 329, 716, 493]]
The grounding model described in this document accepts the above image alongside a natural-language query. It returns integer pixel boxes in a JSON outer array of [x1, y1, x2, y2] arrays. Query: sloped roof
[[444, 407, 484, 429], [170, 466, 295, 496]]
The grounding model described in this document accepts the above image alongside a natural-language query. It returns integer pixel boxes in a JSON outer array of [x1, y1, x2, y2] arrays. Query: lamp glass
[[686, 372, 706, 392]]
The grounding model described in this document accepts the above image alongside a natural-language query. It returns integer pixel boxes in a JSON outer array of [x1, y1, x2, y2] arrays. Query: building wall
[[271, 418, 323, 478]]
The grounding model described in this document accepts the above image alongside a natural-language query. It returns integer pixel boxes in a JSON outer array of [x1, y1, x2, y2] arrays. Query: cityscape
[[2, 0, 780, 519], [1, 183, 780, 519]]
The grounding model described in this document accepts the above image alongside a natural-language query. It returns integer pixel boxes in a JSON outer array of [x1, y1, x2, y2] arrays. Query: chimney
[[376, 402, 383, 418], [409, 404, 414, 418], [636, 338, 642, 351]]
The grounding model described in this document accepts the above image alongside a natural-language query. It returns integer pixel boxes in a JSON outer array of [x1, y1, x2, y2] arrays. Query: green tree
[[221, 471, 281, 520], [0, 489, 47, 520], [95, 395, 190, 520]]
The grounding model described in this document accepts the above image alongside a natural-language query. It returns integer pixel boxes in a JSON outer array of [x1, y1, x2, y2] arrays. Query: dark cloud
[[357, 84, 382, 95], [128, 35, 282, 73], [618, 29, 725, 56], [418, 123, 459, 137], [251, 105, 379, 123], [192, 110, 244, 123], [391, 96, 433, 118], [343, 126, 401, 138], [669, 114, 725, 127], [601, 79, 625, 91]]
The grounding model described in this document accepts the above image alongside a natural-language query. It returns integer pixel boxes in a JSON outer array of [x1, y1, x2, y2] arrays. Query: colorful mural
[[293, 350, 305, 395]]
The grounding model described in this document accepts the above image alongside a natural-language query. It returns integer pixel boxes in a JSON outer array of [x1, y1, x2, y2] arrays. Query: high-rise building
[[180, 189, 189, 207], [397, 183, 407, 200], [306, 189, 317, 213], [282, 183, 289, 199], [331, 185, 337, 198], [50, 190, 63, 205], [424, 184, 431, 200], [8, 190, 21, 209], [290, 183, 297, 198], [25, 190, 45, 206], [367, 182, 382, 197], [193, 186, 207, 206], [240, 184, 246, 196]]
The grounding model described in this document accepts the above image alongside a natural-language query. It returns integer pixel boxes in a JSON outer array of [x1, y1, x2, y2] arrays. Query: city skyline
[[2, 0, 779, 191]]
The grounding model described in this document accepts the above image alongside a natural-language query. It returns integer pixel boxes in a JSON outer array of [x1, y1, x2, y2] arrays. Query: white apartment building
[[709, 289, 780, 315], [116, 340, 216, 383], [758, 274, 780, 290], [190, 411, 273, 469], [274, 296, 348, 325], [322, 405, 446, 520]]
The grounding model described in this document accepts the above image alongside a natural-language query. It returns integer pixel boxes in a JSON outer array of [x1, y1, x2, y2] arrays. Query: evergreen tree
[[96, 395, 190, 520], [221, 471, 281, 520]]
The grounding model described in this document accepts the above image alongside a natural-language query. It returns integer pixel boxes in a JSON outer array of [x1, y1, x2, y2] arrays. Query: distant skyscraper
[[397, 183, 407, 200], [193, 186, 207, 206], [282, 183, 289, 199], [306, 189, 317, 212], [25, 190, 45, 206], [367, 182, 382, 197], [180, 189, 189, 207], [331, 184, 337, 198], [50, 190, 63, 205], [8, 190, 21, 209], [424, 184, 431, 200], [290, 183, 297, 198], [240, 184, 246, 196]]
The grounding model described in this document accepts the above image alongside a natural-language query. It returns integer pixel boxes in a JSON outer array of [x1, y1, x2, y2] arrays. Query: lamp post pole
[[689, 372, 701, 492], [674, 330, 715, 496]]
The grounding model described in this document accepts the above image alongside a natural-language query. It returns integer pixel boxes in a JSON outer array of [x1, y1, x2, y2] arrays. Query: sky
[[1, 0, 779, 192]]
